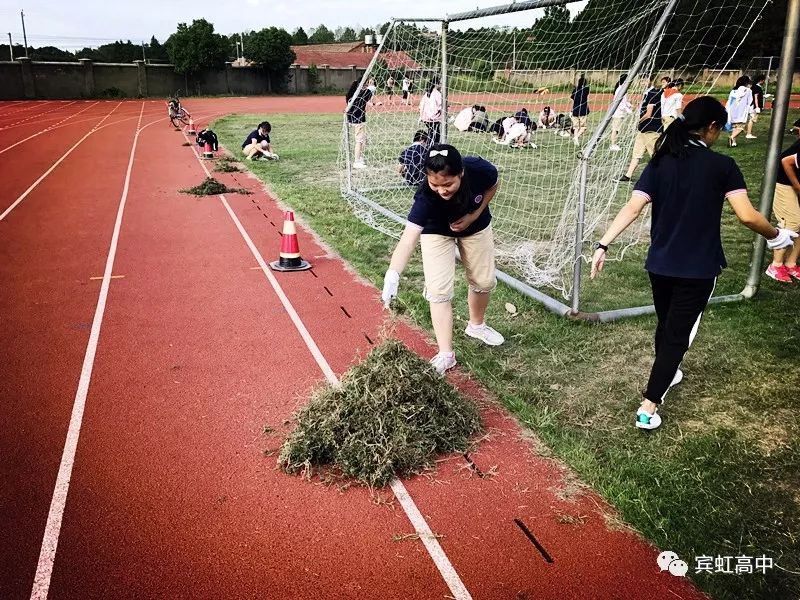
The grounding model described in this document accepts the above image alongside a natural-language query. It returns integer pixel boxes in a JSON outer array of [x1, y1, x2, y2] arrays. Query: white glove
[[766, 227, 799, 250], [755, 107, 761, 114], [381, 269, 400, 307]]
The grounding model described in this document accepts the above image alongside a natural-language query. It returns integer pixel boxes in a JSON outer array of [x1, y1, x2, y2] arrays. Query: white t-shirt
[[727, 86, 753, 123], [420, 89, 443, 122], [501, 116, 517, 135], [611, 86, 633, 119], [402, 78, 410, 91], [662, 92, 684, 118], [505, 122, 528, 141], [453, 107, 473, 131]]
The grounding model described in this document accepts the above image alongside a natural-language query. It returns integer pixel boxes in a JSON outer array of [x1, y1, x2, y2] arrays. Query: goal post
[[339, 0, 778, 321]]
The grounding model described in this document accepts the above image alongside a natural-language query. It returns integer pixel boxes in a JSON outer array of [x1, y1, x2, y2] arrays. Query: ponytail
[[651, 96, 728, 165]]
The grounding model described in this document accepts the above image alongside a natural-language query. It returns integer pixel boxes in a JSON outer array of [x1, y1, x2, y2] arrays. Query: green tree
[[148, 36, 170, 63], [292, 27, 309, 45], [30, 46, 75, 61], [248, 27, 296, 91], [165, 19, 230, 76], [309, 24, 336, 44], [339, 27, 358, 42]]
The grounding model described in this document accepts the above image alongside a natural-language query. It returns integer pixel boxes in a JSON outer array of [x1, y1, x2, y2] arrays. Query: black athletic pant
[[425, 120, 441, 145], [644, 272, 716, 404]]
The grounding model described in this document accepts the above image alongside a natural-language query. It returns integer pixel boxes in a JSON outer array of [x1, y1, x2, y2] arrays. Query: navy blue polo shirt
[[571, 85, 590, 117], [346, 88, 373, 124], [633, 139, 747, 279], [638, 88, 663, 133], [242, 129, 269, 149], [407, 156, 498, 237], [777, 140, 800, 186], [398, 143, 427, 185]]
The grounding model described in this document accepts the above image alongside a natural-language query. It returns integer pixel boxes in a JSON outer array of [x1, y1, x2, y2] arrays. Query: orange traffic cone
[[202, 141, 214, 160], [187, 118, 195, 134], [270, 211, 311, 271]]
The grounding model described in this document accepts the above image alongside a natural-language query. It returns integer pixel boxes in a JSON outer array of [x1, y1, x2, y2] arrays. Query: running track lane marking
[[0, 102, 125, 221], [183, 135, 474, 600], [29, 102, 146, 600], [0, 101, 78, 131], [0, 101, 101, 155]]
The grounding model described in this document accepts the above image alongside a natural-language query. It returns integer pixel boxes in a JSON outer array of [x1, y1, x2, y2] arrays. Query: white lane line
[[0, 102, 101, 155], [0, 102, 125, 221], [29, 102, 147, 600], [0, 101, 78, 131], [183, 133, 473, 600]]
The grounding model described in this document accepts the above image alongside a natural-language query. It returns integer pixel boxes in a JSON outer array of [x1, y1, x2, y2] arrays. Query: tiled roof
[[291, 47, 420, 70]]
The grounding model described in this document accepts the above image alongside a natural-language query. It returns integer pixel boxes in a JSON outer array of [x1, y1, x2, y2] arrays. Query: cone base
[[202, 153, 214, 159], [188, 129, 196, 134], [270, 258, 311, 272]]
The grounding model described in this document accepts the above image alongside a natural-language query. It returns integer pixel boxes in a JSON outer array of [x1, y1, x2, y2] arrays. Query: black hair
[[614, 74, 627, 92], [426, 78, 440, 97], [345, 79, 359, 102], [754, 73, 766, 84], [651, 96, 728, 165], [576, 75, 586, 89], [673, 78, 684, 88], [734, 75, 751, 89], [413, 129, 429, 143], [661, 75, 672, 83], [479, 105, 486, 112], [472, 104, 480, 111], [422, 144, 474, 216], [258, 121, 271, 132]]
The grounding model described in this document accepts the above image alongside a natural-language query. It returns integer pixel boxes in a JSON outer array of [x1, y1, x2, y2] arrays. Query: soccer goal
[[340, 0, 775, 320]]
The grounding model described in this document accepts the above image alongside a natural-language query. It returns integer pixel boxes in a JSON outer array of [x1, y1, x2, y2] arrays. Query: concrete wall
[[0, 59, 363, 99]]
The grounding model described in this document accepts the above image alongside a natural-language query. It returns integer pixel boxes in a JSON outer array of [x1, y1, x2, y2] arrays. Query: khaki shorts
[[633, 131, 660, 160], [573, 116, 588, 128], [749, 112, 759, 124], [662, 116, 676, 129], [611, 116, 624, 135], [352, 122, 367, 145], [420, 224, 497, 303], [773, 182, 800, 230]]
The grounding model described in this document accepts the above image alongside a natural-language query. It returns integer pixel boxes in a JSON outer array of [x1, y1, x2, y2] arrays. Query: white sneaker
[[352, 161, 366, 169], [430, 351, 457, 375], [464, 322, 504, 346], [670, 369, 684, 387], [609, 144, 621, 151], [745, 134, 757, 139], [530, 142, 538, 149], [573, 137, 580, 146], [635, 406, 662, 430]]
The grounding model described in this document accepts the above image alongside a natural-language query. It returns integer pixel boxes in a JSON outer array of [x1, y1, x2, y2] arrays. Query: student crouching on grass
[[590, 96, 797, 430], [382, 144, 505, 374], [397, 129, 429, 186], [766, 118, 800, 283], [241, 121, 277, 161]]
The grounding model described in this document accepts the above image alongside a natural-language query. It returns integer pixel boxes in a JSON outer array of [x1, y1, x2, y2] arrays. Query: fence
[[0, 59, 367, 100]]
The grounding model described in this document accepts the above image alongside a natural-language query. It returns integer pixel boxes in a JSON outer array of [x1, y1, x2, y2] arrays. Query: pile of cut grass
[[214, 157, 241, 173], [179, 176, 250, 196], [279, 339, 482, 487]]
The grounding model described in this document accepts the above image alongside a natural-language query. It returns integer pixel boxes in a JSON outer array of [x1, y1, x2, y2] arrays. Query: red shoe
[[786, 265, 800, 281], [766, 264, 793, 283]]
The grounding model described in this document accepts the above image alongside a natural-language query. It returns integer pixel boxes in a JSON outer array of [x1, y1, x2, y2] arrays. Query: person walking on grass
[[619, 75, 663, 182], [346, 77, 379, 169], [661, 79, 685, 130], [746, 74, 766, 140], [725, 75, 753, 148], [382, 144, 505, 374], [570, 74, 590, 146], [591, 96, 797, 430], [419, 79, 443, 144], [609, 74, 633, 151], [766, 118, 800, 283], [402, 75, 412, 106]]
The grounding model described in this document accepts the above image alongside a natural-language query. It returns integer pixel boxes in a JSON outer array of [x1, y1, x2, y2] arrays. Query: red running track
[[1, 98, 708, 600]]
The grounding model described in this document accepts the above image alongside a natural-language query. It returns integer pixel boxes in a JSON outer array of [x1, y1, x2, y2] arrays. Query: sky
[[0, 0, 588, 50]]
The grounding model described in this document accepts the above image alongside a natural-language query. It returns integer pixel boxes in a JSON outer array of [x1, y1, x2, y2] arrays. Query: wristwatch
[[593, 242, 609, 252]]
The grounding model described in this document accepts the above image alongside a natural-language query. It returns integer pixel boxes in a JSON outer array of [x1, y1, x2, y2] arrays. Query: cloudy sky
[[0, 0, 587, 49]]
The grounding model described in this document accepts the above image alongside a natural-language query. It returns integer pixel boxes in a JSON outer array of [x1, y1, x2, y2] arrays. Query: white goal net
[[340, 0, 770, 302]]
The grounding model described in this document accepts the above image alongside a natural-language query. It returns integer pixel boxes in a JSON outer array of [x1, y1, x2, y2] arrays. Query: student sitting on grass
[[452, 105, 475, 132], [538, 106, 556, 129], [241, 121, 277, 160], [590, 96, 797, 431], [382, 144, 505, 374], [766, 118, 800, 283], [468, 105, 490, 132], [397, 130, 430, 186]]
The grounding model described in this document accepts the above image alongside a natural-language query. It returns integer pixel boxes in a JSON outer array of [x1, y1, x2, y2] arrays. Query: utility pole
[[7, 32, 13, 61], [239, 32, 244, 62], [141, 40, 146, 63], [20, 10, 28, 57]]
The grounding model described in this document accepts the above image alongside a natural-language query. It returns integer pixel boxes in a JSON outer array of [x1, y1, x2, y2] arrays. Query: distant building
[[290, 42, 419, 70]]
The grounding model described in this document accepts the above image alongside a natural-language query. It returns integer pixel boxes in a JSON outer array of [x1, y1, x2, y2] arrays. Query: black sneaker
[[618, 175, 631, 182]]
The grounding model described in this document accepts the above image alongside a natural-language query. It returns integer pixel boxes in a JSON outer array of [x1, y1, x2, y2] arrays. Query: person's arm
[[639, 103, 654, 123], [726, 192, 778, 238], [450, 182, 499, 232], [590, 193, 649, 278], [782, 154, 800, 195], [388, 224, 422, 273]]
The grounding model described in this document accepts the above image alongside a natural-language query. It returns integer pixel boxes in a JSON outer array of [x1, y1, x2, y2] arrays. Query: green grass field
[[214, 110, 800, 600]]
